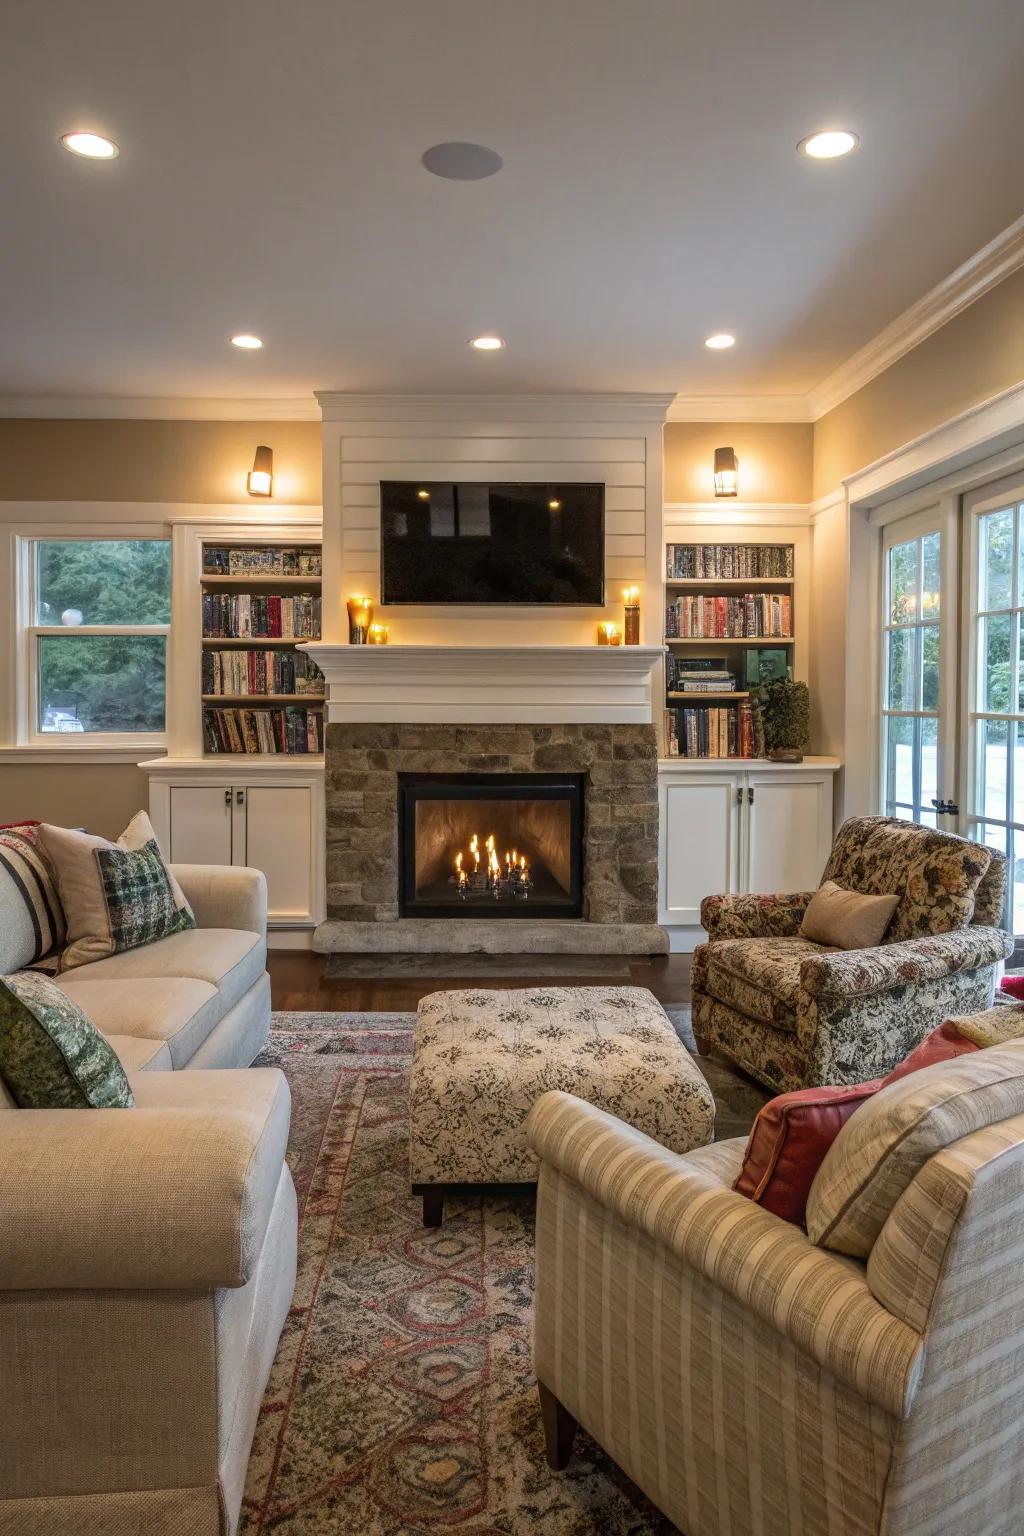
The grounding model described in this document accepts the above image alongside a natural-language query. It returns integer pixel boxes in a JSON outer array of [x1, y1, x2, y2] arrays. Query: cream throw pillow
[[39, 812, 194, 973], [806, 1042, 1024, 1256], [800, 880, 899, 951]]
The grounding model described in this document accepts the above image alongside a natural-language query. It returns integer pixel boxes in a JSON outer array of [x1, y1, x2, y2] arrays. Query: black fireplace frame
[[398, 772, 585, 919]]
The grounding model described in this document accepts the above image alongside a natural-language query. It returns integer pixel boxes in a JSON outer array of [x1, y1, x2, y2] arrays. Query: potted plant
[[759, 678, 810, 762]]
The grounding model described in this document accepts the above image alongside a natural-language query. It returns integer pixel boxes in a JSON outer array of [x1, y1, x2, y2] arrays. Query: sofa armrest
[[800, 926, 1014, 1003], [700, 890, 815, 940], [526, 1090, 923, 1417], [0, 1069, 289, 1291], [171, 862, 267, 934]]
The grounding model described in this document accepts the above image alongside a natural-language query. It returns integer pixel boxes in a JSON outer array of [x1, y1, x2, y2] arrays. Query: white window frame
[[14, 528, 170, 752]]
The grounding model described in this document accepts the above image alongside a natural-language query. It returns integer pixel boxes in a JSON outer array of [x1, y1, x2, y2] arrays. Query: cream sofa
[[0, 863, 294, 1535], [527, 1079, 1024, 1536]]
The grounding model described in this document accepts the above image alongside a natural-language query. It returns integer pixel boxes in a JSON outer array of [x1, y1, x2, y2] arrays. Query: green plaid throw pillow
[[95, 839, 196, 954]]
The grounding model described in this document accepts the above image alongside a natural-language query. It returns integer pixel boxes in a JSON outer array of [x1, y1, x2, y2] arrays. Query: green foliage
[[760, 678, 810, 753], [37, 540, 170, 625]]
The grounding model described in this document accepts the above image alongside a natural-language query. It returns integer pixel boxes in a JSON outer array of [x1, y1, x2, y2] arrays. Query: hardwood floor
[[267, 949, 692, 1012]]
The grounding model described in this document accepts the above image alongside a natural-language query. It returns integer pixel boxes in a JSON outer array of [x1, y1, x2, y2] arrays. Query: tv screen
[[379, 481, 605, 605]]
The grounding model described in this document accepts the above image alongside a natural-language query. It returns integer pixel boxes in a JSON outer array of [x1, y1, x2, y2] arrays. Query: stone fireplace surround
[[319, 719, 665, 953]]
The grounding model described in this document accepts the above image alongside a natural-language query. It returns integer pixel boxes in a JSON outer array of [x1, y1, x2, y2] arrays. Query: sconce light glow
[[416, 488, 430, 499], [548, 499, 561, 511], [704, 332, 736, 350], [61, 132, 118, 159], [798, 130, 859, 160], [247, 446, 274, 497], [231, 334, 264, 350], [469, 335, 505, 351]]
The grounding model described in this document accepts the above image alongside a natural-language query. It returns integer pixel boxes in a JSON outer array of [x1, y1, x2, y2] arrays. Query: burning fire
[[450, 833, 531, 900]]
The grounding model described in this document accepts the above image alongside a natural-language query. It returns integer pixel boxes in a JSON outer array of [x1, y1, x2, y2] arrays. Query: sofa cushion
[[0, 972, 134, 1109], [704, 936, 833, 1032], [807, 1042, 1024, 1256], [800, 879, 900, 950], [69, 928, 266, 1013], [0, 822, 66, 971], [39, 821, 195, 972], [56, 975, 223, 1069], [820, 816, 992, 942], [104, 1032, 174, 1073]]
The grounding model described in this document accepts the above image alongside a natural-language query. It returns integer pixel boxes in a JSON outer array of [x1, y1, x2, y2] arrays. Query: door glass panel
[[882, 530, 940, 825], [980, 508, 1013, 611], [921, 625, 940, 709], [920, 717, 938, 807], [884, 715, 915, 813], [1014, 721, 1024, 828], [922, 532, 941, 615], [982, 614, 1012, 712], [888, 540, 918, 623], [978, 717, 1009, 820], [886, 628, 917, 710]]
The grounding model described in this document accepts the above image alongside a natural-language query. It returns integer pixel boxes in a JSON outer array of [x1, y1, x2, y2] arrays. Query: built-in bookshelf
[[663, 540, 796, 760], [200, 539, 324, 756]]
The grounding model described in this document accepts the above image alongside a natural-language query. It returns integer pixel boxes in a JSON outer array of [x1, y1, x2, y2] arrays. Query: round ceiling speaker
[[421, 142, 504, 180]]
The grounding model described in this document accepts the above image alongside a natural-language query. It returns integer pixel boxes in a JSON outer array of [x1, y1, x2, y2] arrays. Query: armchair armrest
[[701, 890, 815, 940], [800, 926, 1014, 1003], [527, 1090, 923, 1417], [171, 862, 267, 933], [0, 1069, 289, 1291]]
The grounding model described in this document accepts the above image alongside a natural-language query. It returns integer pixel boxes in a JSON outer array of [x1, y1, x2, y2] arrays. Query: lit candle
[[367, 622, 389, 645], [346, 594, 373, 644], [597, 621, 621, 645], [622, 587, 640, 645]]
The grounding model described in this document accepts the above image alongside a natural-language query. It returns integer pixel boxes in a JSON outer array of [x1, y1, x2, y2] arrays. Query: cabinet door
[[659, 774, 741, 925], [167, 784, 233, 866], [240, 784, 315, 923], [745, 774, 832, 895]]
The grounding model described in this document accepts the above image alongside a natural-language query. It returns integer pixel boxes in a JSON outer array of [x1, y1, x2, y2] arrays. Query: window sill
[[0, 743, 165, 765]]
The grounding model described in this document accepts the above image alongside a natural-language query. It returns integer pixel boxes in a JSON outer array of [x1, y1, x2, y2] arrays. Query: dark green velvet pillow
[[0, 971, 134, 1108]]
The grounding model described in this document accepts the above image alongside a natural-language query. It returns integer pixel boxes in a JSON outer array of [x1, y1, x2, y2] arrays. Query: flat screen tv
[[379, 481, 605, 605]]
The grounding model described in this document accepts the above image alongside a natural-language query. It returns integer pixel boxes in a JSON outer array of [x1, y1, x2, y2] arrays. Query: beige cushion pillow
[[806, 1042, 1024, 1256], [800, 880, 899, 950], [39, 812, 194, 973]]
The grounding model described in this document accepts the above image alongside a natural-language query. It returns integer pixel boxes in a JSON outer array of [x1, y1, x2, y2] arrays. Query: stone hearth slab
[[313, 918, 668, 955], [324, 954, 634, 979]]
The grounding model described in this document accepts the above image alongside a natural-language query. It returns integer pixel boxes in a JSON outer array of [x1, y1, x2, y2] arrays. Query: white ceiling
[[3, 0, 1024, 407]]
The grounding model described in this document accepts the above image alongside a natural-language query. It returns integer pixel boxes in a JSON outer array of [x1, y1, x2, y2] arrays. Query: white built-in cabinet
[[658, 758, 839, 937]]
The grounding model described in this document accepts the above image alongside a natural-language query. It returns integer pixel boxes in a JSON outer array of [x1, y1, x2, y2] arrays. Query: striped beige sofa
[[527, 1044, 1024, 1536]]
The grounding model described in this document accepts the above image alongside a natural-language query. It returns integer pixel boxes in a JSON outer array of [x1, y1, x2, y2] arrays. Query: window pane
[[888, 539, 919, 623], [1015, 722, 1024, 829], [885, 716, 914, 807], [921, 532, 940, 616], [918, 809, 937, 828], [38, 636, 166, 733], [920, 716, 938, 809], [977, 717, 1009, 821], [36, 540, 171, 625], [982, 613, 1012, 711], [886, 628, 917, 710], [980, 508, 1013, 611], [921, 625, 939, 709], [976, 822, 1016, 932]]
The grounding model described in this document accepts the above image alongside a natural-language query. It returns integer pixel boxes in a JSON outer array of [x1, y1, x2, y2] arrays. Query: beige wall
[[0, 764, 149, 840], [813, 266, 1024, 497], [664, 422, 813, 504], [0, 418, 322, 504]]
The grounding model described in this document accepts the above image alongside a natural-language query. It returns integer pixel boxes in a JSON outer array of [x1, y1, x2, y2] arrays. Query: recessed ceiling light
[[704, 333, 736, 350], [798, 129, 859, 160], [470, 335, 505, 351], [422, 142, 503, 181], [231, 334, 263, 350], [61, 131, 118, 159]]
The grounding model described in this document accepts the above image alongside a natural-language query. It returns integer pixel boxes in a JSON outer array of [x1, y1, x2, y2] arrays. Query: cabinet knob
[[236, 789, 245, 806], [224, 789, 231, 806], [747, 787, 754, 804]]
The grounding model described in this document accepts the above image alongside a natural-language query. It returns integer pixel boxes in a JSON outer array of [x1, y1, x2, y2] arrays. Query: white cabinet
[[658, 758, 839, 938], [146, 764, 324, 933]]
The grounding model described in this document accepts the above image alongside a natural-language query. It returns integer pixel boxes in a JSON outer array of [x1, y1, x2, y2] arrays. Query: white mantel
[[302, 644, 665, 724]]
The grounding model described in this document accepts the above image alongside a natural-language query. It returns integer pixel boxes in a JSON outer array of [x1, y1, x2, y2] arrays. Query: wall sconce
[[713, 446, 739, 498], [247, 445, 274, 497]]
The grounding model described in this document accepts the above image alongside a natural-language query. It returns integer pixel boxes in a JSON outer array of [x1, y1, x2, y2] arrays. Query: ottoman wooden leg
[[538, 1380, 577, 1470], [421, 1188, 444, 1227]]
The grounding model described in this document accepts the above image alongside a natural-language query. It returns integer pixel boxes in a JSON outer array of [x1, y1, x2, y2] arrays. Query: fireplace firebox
[[399, 773, 584, 919]]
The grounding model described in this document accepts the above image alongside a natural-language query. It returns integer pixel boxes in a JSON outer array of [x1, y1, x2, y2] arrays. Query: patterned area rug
[[240, 1009, 765, 1534]]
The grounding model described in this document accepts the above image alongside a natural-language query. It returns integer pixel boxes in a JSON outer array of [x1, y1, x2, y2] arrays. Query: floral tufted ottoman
[[409, 986, 715, 1224]]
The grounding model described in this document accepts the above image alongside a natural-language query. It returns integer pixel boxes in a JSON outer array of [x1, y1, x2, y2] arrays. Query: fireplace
[[399, 772, 584, 919]]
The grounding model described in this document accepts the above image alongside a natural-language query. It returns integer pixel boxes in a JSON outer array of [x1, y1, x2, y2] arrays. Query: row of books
[[666, 543, 794, 579], [203, 546, 322, 576], [202, 593, 321, 639], [664, 701, 755, 759], [203, 706, 324, 755], [671, 667, 736, 694], [202, 649, 324, 697], [666, 594, 792, 639]]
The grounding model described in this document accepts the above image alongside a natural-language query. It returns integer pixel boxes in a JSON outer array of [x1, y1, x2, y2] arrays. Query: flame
[[454, 851, 462, 872], [520, 855, 527, 871], [470, 833, 480, 869], [488, 847, 500, 875]]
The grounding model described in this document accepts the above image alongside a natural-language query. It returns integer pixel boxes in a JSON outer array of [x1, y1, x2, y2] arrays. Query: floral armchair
[[692, 815, 1013, 1092]]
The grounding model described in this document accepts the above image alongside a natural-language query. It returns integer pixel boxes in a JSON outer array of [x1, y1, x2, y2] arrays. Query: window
[[881, 529, 941, 825], [27, 539, 171, 739]]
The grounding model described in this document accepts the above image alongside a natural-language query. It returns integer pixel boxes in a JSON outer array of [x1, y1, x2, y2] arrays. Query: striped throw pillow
[[0, 822, 66, 972]]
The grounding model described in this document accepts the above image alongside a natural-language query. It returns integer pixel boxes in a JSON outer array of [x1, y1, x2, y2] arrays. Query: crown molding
[[665, 395, 812, 423], [807, 214, 1024, 421], [663, 500, 813, 526], [0, 396, 320, 421], [316, 392, 676, 425]]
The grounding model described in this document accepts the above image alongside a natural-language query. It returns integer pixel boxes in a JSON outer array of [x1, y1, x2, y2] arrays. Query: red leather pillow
[[1000, 974, 1024, 1002], [734, 1021, 981, 1225]]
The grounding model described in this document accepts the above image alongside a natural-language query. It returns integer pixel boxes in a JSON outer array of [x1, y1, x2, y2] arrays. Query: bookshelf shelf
[[201, 575, 322, 586], [202, 694, 325, 704], [202, 635, 312, 646], [667, 691, 750, 702], [665, 636, 795, 645], [666, 577, 794, 589]]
